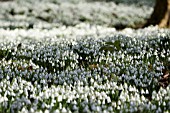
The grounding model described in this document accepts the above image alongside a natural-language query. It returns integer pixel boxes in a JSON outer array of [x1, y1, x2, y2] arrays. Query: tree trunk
[[144, 0, 170, 28]]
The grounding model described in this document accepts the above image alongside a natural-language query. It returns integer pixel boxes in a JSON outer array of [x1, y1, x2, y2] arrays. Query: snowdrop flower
[[129, 85, 136, 92], [53, 109, 60, 113], [156, 107, 162, 113], [145, 89, 149, 94], [61, 108, 67, 113], [44, 110, 50, 113], [30, 108, 35, 113], [141, 89, 145, 94], [72, 104, 78, 111], [106, 97, 111, 103], [91, 104, 96, 111], [141, 95, 146, 101], [83, 105, 90, 113]]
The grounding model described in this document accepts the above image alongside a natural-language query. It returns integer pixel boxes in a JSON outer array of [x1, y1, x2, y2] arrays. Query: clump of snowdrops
[[0, 24, 169, 113]]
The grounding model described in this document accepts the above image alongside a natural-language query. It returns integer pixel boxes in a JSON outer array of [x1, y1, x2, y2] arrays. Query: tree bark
[[144, 0, 170, 28]]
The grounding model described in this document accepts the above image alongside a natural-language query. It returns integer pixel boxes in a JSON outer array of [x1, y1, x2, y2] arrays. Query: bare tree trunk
[[144, 0, 170, 28]]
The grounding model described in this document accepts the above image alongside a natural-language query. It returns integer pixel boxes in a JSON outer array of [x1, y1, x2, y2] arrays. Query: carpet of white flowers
[[0, 0, 170, 113], [0, 0, 154, 29]]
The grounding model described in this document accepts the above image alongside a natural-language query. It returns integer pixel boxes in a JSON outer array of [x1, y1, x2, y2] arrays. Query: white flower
[[30, 108, 35, 113], [151, 105, 156, 110], [156, 107, 162, 113], [91, 104, 96, 111], [53, 109, 60, 113], [117, 105, 120, 110], [141, 95, 146, 101], [41, 103, 45, 109], [118, 100, 121, 105], [44, 110, 50, 113], [58, 95, 63, 102], [61, 107, 67, 113], [141, 89, 145, 94], [124, 83, 128, 90], [19, 107, 29, 113], [108, 106, 113, 111], [72, 104, 78, 111], [83, 105, 90, 113], [129, 85, 136, 92], [145, 89, 149, 94], [90, 78, 94, 83]]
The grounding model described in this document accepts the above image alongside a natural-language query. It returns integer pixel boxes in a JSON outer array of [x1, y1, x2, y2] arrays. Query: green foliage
[[99, 40, 121, 53]]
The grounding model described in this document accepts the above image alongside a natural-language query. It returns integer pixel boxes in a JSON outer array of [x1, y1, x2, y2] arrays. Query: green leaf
[[113, 40, 121, 50], [0, 49, 13, 61], [99, 46, 114, 52], [105, 41, 115, 45], [0, 49, 7, 60], [103, 40, 121, 51]]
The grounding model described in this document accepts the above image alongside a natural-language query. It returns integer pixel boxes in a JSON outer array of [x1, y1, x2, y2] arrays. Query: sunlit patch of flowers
[[0, 23, 170, 113], [0, 0, 153, 29]]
